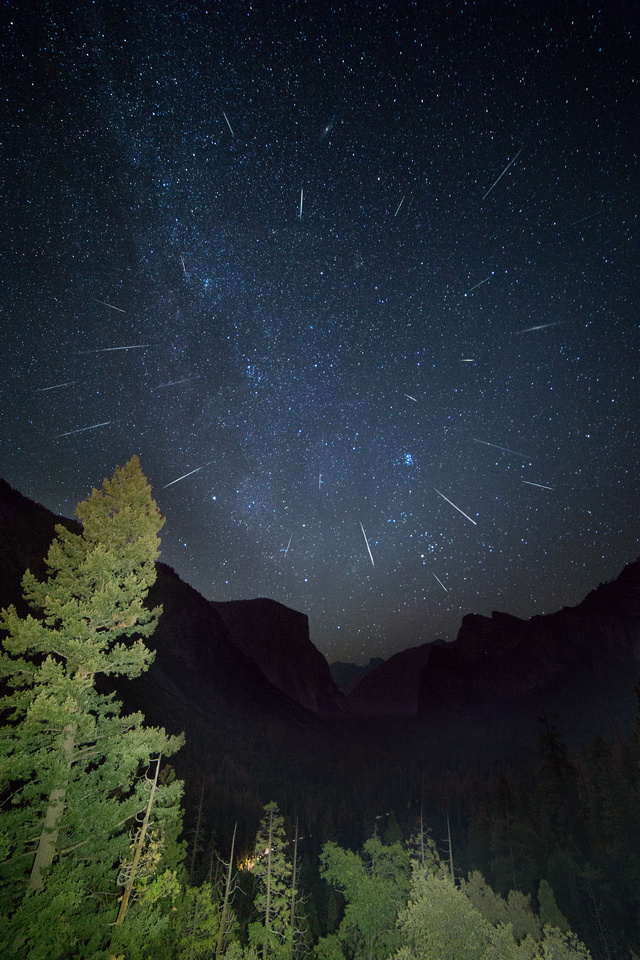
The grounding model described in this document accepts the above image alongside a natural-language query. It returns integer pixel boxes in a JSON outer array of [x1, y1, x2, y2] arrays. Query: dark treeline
[[174, 698, 640, 959]]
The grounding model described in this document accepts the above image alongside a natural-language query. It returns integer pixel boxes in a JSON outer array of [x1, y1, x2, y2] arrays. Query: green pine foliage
[[460, 869, 542, 943], [537, 879, 570, 933], [395, 860, 592, 960], [0, 456, 184, 958], [395, 866, 519, 960], [316, 837, 411, 960], [248, 802, 294, 960], [315, 834, 593, 960], [170, 881, 222, 960]]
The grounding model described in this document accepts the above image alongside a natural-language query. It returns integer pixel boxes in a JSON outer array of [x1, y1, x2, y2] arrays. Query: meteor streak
[[465, 272, 494, 295], [76, 345, 150, 353], [92, 298, 125, 313], [482, 148, 522, 200], [394, 194, 405, 217], [432, 573, 448, 593], [433, 488, 477, 525], [222, 111, 234, 136], [154, 376, 200, 389], [299, 187, 303, 219], [54, 421, 111, 438], [472, 438, 532, 461], [37, 380, 77, 392], [359, 521, 375, 567], [522, 480, 555, 490], [569, 211, 603, 227], [162, 461, 214, 489], [404, 394, 417, 402], [283, 535, 293, 557], [513, 320, 567, 334]]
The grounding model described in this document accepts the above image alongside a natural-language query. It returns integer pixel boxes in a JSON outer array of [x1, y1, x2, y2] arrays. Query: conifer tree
[[0, 456, 184, 957], [249, 802, 293, 960], [316, 837, 411, 960], [537, 879, 570, 933], [395, 863, 593, 960]]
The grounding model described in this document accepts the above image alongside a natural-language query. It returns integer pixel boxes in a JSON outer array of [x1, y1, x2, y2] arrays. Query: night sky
[[2, 2, 637, 663]]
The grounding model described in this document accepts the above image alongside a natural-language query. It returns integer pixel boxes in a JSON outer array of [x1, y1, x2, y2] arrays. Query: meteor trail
[[433, 487, 477, 525], [460, 359, 476, 362], [76, 345, 150, 354], [181, 256, 188, 277], [394, 194, 405, 217], [154, 376, 200, 390], [522, 480, 555, 490], [92, 298, 125, 313], [283, 535, 293, 557], [222, 111, 234, 136], [482, 148, 522, 200], [162, 461, 214, 489], [472, 438, 532, 461], [319, 473, 323, 490], [432, 573, 448, 593], [404, 394, 417, 402], [569, 211, 603, 227], [359, 521, 375, 567], [54, 421, 111, 439], [465, 272, 494, 295], [513, 320, 568, 334], [37, 380, 77, 392], [299, 187, 303, 219]]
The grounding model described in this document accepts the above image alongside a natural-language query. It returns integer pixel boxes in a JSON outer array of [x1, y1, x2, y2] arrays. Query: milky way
[[1, 2, 637, 661]]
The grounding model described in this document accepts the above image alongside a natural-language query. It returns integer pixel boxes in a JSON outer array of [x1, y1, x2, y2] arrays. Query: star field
[[1, 2, 637, 661]]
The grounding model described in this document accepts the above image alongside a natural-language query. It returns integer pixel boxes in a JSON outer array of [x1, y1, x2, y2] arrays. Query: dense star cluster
[[1, 2, 637, 661]]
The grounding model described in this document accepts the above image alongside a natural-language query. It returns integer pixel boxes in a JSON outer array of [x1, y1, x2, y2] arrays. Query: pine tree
[[316, 836, 411, 960], [0, 456, 184, 957], [249, 802, 293, 960], [395, 863, 593, 960], [537, 879, 570, 933]]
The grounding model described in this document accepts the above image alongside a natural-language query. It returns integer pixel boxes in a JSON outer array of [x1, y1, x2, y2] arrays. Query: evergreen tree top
[[1, 456, 165, 686]]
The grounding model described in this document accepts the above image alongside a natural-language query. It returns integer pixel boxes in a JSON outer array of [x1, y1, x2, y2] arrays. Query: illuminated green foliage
[[0, 457, 184, 958]]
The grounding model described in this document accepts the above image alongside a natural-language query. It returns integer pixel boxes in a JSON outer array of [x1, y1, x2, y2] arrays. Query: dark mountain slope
[[211, 598, 346, 716], [346, 559, 639, 741], [329, 658, 384, 695], [347, 644, 434, 715], [418, 560, 640, 740]]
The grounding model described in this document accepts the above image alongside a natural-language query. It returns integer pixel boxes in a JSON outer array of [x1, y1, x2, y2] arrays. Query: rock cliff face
[[211, 598, 346, 716], [143, 565, 304, 722]]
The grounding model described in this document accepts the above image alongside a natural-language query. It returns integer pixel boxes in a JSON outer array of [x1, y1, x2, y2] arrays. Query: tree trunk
[[189, 781, 206, 882], [114, 755, 161, 926], [289, 819, 298, 960], [263, 808, 273, 960], [28, 722, 76, 892], [215, 823, 237, 960]]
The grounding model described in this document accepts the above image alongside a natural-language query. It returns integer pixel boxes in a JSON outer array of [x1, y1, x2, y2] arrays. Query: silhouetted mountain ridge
[[346, 559, 640, 740]]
